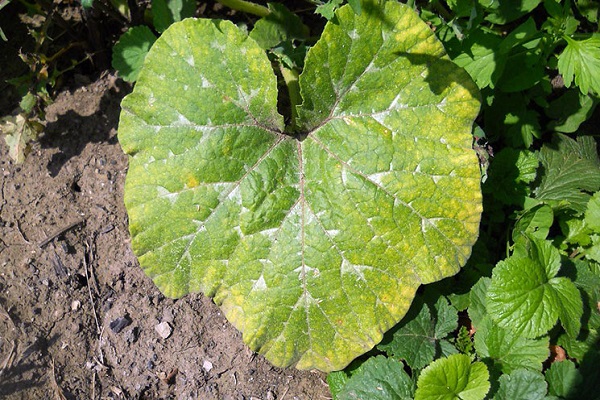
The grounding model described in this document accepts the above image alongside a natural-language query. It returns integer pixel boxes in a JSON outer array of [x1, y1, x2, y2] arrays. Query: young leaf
[[496, 369, 547, 400], [415, 354, 490, 400], [535, 134, 600, 214], [249, 3, 309, 50], [557, 34, 600, 96], [512, 204, 553, 246], [378, 297, 458, 370], [315, 0, 343, 20], [474, 316, 549, 374], [545, 360, 583, 398], [111, 26, 157, 82], [118, 2, 482, 371], [152, 0, 196, 33], [335, 356, 414, 400], [486, 237, 583, 338]]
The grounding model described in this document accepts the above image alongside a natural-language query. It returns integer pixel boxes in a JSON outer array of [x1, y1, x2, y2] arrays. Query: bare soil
[[0, 73, 330, 400]]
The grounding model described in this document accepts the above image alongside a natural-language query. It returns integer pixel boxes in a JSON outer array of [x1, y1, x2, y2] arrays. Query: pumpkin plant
[[117, 0, 482, 371]]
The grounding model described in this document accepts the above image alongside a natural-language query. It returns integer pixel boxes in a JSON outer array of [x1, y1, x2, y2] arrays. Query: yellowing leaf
[[119, 2, 482, 371]]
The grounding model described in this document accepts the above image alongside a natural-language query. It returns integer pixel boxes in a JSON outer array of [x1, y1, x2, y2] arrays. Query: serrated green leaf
[[415, 354, 490, 400], [111, 26, 157, 82], [152, 0, 196, 33], [557, 34, 600, 95], [336, 356, 414, 400], [474, 316, 549, 374], [315, 0, 343, 20], [535, 134, 600, 214], [496, 369, 547, 400], [249, 3, 308, 50], [119, 2, 482, 371], [378, 297, 458, 369], [487, 237, 583, 338], [545, 360, 583, 398]]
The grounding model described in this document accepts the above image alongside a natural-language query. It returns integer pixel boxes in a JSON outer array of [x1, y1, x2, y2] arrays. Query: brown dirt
[[0, 73, 331, 400]]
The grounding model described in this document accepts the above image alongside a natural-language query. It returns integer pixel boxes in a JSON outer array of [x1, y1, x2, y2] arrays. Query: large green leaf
[[119, 2, 481, 371]]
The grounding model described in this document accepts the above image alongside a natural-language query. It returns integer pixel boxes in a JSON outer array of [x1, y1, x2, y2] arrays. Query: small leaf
[[249, 3, 309, 50], [336, 356, 414, 400], [315, 0, 343, 20], [535, 134, 600, 214], [152, 0, 196, 33], [415, 354, 490, 400], [474, 316, 549, 374], [111, 26, 157, 82], [467, 277, 490, 329], [546, 89, 599, 134], [452, 30, 507, 89], [545, 360, 583, 398], [487, 237, 583, 338], [512, 204, 553, 245], [496, 369, 547, 400], [379, 298, 458, 369], [557, 34, 600, 95]]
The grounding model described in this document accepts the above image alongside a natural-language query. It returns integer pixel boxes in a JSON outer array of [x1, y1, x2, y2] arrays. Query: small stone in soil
[[202, 360, 213, 372], [109, 316, 131, 333], [155, 321, 173, 339]]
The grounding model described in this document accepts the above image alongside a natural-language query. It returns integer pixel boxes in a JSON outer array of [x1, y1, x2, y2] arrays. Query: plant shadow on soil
[[0, 73, 330, 399]]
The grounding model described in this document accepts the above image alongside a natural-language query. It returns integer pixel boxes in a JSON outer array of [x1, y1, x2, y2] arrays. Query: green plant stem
[[280, 65, 301, 133], [216, 0, 269, 17]]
